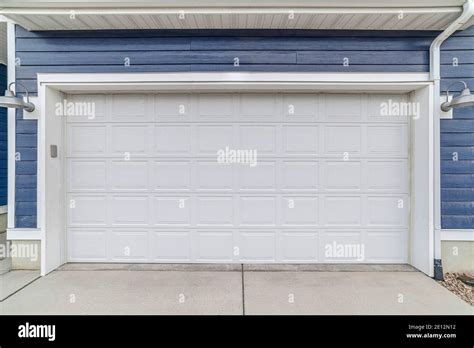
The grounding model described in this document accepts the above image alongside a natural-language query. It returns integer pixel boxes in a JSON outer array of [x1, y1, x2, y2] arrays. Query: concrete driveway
[[0, 265, 472, 315]]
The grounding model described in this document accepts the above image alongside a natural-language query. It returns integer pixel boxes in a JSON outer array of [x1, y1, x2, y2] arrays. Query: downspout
[[430, 0, 474, 280]]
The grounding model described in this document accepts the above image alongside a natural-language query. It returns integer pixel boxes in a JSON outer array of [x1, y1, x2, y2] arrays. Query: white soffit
[[0, 0, 469, 31]]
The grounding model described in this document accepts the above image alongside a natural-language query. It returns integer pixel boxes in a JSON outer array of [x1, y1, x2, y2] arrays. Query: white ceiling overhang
[[0, 0, 473, 31]]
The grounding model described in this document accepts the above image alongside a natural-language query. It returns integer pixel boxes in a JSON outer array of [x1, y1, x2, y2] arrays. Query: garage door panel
[[325, 94, 363, 122], [69, 230, 107, 261], [239, 162, 277, 191], [239, 94, 277, 119], [321, 231, 363, 262], [153, 197, 191, 225], [280, 231, 319, 261], [239, 197, 277, 226], [367, 125, 408, 156], [111, 94, 149, 121], [68, 160, 106, 192], [197, 94, 234, 119], [367, 160, 408, 192], [324, 161, 361, 191], [367, 196, 409, 228], [365, 230, 407, 262], [66, 92, 409, 263], [323, 196, 362, 227], [155, 94, 192, 119], [68, 195, 107, 226], [239, 231, 276, 261], [67, 125, 107, 156], [368, 94, 409, 123], [196, 231, 234, 261], [110, 196, 149, 226], [281, 161, 319, 191], [109, 231, 149, 261], [110, 125, 150, 155], [282, 94, 318, 120], [324, 125, 361, 155], [153, 161, 191, 191], [196, 197, 234, 226], [282, 197, 319, 226], [152, 231, 191, 261], [196, 125, 234, 154], [283, 125, 319, 155], [67, 94, 107, 122], [109, 161, 149, 191], [196, 161, 233, 191], [239, 125, 277, 154]]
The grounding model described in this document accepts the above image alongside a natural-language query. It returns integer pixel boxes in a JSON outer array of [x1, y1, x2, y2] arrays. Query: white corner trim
[[7, 21, 15, 229], [0, 205, 7, 214], [438, 230, 474, 241], [7, 228, 43, 241], [22, 96, 40, 120]]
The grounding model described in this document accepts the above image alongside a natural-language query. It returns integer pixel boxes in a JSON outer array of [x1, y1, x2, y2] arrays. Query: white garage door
[[66, 92, 409, 263]]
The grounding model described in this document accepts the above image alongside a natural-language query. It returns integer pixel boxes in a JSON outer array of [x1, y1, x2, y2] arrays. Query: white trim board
[[7, 228, 43, 240], [35, 72, 436, 277], [438, 230, 474, 241], [7, 21, 15, 229]]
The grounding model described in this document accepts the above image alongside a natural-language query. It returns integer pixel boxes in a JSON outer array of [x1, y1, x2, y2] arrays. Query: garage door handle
[[50, 145, 58, 158]]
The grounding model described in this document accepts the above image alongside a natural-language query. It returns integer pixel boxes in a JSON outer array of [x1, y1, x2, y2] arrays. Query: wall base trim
[[7, 228, 43, 241], [438, 230, 474, 241]]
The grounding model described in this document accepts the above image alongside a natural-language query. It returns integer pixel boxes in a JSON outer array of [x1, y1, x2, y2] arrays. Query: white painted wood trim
[[7, 21, 15, 229], [38, 72, 431, 85], [439, 230, 474, 241], [6, 228, 43, 240]]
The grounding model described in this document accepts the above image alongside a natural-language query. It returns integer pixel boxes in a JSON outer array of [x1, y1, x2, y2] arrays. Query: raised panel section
[[68, 125, 106, 156], [110, 196, 149, 226], [197, 197, 234, 226], [153, 197, 191, 225], [197, 231, 234, 261], [152, 232, 190, 261], [154, 125, 191, 154], [281, 161, 319, 191], [68, 195, 107, 226], [109, 161, 148, 191], [281, 231, 318, 261], [323, 196, 361, 226], [282, 197, 318, 226], [240, 197, 276, 226], [324, 126, 361, 155], [153, 161, 191, 191], [283, 125, 319, 155], [68, 160, 106, 191]]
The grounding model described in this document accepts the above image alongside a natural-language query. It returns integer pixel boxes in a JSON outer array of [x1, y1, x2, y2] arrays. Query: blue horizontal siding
[[0, 64, 6, 206], [12, 25, 474, 230]]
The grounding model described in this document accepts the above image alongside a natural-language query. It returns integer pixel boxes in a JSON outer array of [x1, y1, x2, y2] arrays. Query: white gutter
[[430, 0, 474, 279]]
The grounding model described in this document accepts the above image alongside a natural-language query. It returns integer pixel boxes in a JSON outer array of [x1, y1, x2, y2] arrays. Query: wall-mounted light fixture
[[0, 82, 35, 112], [441, 80, 474, 112]]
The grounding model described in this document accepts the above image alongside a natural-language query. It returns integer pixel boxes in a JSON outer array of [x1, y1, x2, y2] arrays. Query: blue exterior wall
[[0, 64, 6, 207], [13, 25, 474, 229]]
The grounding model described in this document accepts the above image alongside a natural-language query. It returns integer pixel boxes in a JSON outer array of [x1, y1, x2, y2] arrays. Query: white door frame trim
[[32, 72, 435, 276]]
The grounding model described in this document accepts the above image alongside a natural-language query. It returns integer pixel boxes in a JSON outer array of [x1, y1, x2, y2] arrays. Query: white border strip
[[439, 230, 474, 241]]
